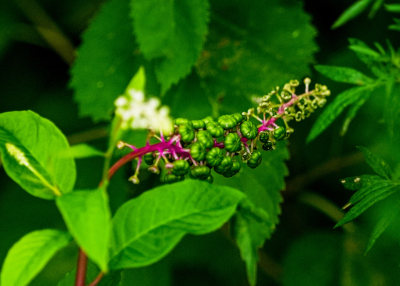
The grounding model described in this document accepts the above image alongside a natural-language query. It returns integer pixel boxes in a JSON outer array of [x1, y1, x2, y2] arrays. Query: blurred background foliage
[[1, 0, 400, 285]]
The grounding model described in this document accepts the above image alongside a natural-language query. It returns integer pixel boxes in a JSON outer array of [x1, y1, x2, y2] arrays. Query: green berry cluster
[[116, 78, 330, 184]]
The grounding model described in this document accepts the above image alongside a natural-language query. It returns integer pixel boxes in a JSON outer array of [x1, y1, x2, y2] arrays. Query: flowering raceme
[[109, 78, 330, 184]]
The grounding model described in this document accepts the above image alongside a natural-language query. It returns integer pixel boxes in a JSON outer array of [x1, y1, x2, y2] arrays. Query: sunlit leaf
[[0, 111, 76, 199], [1, 229, 72, 286], [56, 187, 111, 271], [109, 180, 245, 269]]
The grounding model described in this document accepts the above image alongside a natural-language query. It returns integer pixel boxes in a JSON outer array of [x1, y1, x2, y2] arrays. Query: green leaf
[[109, 180, 245, 269], [336, 183, 400, 227], [340, 91, 371, 136], [214, 142, 288, 284], [131, 0, 210, 94], [384, 83, 400, 141], [1, 229, 72, 286], [307, 86, 370, 142], [368, 0, 384, 18], [357, 146, 392, 179], [332, 0, 373, 29], [365, 206, 400, 254], [56, 187, 111, 271], [0, 111, 76, 199], [315, 65, 373, 85], [197, 0, 317, 113], [126, 66, 146, 92], [71, 0, 140, 122], [340, 174, 382, 191], [69, 144, 105, 159], [234, 201, 271, 286], [385, 4, 400, 13]]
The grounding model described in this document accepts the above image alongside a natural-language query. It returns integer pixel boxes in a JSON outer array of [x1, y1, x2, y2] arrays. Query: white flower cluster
[[114, 88, 173, 135]]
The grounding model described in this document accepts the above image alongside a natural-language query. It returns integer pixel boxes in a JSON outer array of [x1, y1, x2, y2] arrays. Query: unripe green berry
[[232, 113, 244, 124], [205, 147, 224, 167], [247, 150, 262, 168], [162, 173, 184, 184], [223, 160, 241, 177], [197, 130, 214, 149], [202, 116, 214, 125], [206, 122, 224, 137], [206, 175, 214, 183], [224, 133, 242, 152], [179, 124, 195, 143], [240, 120, 258, 139], [262, 142, 274, 151], [259, 131, 270, 143], [190, 166, 211, 180], [215, 156, 233, 174], [190, 142, 206, 161], [172, 159, 190, 176], [218, 115, 237, 129], [174, 118, 189, 126], [143, 153, 155, 165], [273, 125, 286, 141], [191, 120, 205, 129]]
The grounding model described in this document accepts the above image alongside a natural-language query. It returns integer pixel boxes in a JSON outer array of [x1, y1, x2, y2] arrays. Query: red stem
[[75, 249, 88, 286], [88, 272, 104, 286]]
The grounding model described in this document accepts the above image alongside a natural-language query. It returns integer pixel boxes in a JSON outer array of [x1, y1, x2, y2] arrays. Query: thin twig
[[88, 271, 104, 286], [285, 152, 364, 194], [14, 0, 76, 65]]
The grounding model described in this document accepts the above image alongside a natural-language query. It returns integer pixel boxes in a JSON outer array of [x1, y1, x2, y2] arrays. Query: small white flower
[[114, 88, 173, 134]]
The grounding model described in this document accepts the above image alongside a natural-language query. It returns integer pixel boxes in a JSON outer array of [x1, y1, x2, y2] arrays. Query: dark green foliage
[[143, 153, 155, 165]]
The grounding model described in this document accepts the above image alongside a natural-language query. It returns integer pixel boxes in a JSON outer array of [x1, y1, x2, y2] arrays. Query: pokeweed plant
[[0, 63, 330, 286]]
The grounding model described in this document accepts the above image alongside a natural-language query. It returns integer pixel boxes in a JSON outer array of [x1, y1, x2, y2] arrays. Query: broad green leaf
[[340, 90, 371, 136], [234, 201, 271, 286], [365, 206, 400, 254], [348, 179, 394, 205], [283, 233, 342, 286], [57, 260, 120, 286], [56, 188, 111, 271], [109, 180, 245, 269], [71, 0, 140, 122], [215, 142, 288, 284], [0, 111, 76, 199], [332, 0, 372, 29], [348, 38, 382, 74], [1, 229, 72, 286], [69, 144, 105, 159], [120, 261, 170, 286], [315, 65, 373, 85], [131, 0, 210, 94], [336, 184, 400, 227], [357, 146, 392, 179], [197, 0, 317, 113], [307, 86, 370, 142], [385, 4, 400, 13]]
